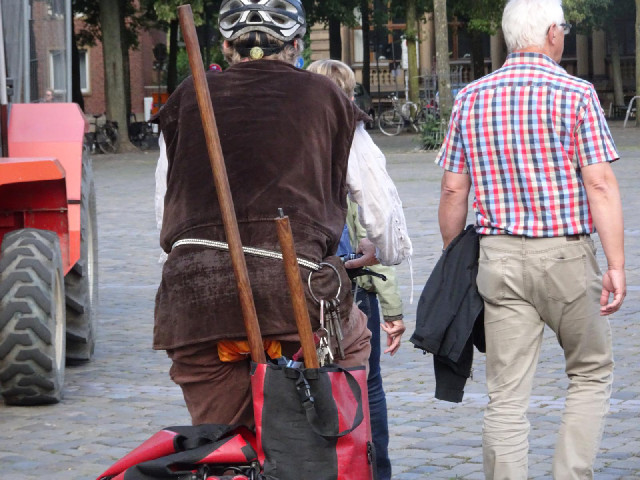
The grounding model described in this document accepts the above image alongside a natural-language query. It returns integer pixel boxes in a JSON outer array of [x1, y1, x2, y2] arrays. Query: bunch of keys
[[316, 300, 333, 366], [326, 298, 345, 360], [308, 262, 345, 367], [315, 299, 345, 366]]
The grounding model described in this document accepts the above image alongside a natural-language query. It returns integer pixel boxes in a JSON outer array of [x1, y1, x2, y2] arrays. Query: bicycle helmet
[[219, 0, 306, 42]]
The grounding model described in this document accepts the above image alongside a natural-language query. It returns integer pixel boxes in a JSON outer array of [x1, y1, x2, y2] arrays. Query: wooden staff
[[274, 210, 319, 369], [177, 4, 266, 364]]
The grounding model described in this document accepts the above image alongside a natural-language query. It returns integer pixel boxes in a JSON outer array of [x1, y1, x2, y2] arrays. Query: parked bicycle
[[378, 94, 438, 137], [84, 114, 120, 154], [128, 113, 158, 150]]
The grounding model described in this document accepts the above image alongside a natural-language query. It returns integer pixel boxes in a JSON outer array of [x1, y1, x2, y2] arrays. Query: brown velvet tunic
[[153, 59, 368, 350]]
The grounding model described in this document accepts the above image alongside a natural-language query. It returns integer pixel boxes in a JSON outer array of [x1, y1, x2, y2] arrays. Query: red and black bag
[[251, 362, 377, 480], [96, 424, 275, 480]]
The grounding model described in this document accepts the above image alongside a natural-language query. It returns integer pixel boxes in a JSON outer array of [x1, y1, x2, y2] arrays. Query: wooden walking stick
[[274, 210, 319, 369], [177, 4, 266, 364]]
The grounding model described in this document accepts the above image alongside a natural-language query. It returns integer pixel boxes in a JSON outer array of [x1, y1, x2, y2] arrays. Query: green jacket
[[346, 199, 404, 321]]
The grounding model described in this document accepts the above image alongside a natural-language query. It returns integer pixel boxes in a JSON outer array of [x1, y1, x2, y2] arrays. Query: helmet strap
[[234, 32, 294, 59], [235, 44, 290, 59]]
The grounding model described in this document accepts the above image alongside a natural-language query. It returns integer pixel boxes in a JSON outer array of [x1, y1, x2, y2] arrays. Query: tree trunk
[[329, 17, 342, 60], [406, 0, 420, 105], [470, 30, 485, 80], [635, 0, 640, 127], [120, 0, 131, 125], [360, 0, 371, 98], [71, 24, 84, 111], [608, 26, 624, 108], [434, 0, 452, 118], [99, 0, 136, 152], [167, 19, 179, 95]]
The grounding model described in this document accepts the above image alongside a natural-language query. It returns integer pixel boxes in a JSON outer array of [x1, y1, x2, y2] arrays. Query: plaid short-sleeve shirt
[[436, 52, 619, 237]]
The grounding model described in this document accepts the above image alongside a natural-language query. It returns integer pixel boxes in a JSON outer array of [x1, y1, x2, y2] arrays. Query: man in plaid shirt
[[436, 0, 626, 478]]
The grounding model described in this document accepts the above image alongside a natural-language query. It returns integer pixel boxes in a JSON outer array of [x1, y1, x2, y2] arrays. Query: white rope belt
[[172, 238, 321, 271]]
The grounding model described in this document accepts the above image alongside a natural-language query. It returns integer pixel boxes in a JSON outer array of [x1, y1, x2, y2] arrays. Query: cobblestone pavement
[[0, 122, 638, 479]]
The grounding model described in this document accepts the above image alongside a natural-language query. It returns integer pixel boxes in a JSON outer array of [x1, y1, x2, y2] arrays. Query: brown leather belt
[[566, 234, 589, 241]]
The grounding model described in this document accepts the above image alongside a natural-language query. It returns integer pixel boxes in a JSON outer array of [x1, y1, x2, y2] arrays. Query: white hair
[[502, 0, 565, 52]]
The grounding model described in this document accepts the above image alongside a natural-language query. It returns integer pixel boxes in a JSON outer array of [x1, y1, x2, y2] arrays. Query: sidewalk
[[0, 123, 638, 479]]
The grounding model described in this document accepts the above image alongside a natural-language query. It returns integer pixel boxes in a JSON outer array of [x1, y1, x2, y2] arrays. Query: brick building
[[75, 19, 167, 120]]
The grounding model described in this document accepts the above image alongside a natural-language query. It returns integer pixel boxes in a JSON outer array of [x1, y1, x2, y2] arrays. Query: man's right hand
[[600, 267, 626, 316]]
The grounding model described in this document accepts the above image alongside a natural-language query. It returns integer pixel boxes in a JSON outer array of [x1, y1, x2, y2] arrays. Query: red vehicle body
[[1, 103, 87, 271], [0, 103, 98, 405]]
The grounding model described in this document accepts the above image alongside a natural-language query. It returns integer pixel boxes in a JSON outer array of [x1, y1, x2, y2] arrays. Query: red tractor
[[0, 103, 98, 405]]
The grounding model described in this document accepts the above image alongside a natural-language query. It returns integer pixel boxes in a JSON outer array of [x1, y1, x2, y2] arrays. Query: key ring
[[307, 262, 342, 303]]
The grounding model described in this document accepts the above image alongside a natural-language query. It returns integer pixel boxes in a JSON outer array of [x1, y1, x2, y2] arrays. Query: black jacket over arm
[[410, 225, 485, 402]]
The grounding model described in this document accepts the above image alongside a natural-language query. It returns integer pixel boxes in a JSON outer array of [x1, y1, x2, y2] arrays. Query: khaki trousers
[[477, 235, 614, 480], [167, 304, 371, 427]]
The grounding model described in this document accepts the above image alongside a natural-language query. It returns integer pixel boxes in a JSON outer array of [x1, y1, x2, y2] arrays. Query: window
[[48, 0, 66, 17], [79, 49, 89, 93], [49, 49, 66, 92], [353, 3, 408, 66]]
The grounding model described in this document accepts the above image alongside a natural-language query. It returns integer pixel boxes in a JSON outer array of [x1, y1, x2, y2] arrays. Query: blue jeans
[[356, 288, 391, 480]]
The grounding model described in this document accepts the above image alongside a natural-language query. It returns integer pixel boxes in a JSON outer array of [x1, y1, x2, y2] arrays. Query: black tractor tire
[[0, 229, 66, 405], [65, 154, 99, 363]]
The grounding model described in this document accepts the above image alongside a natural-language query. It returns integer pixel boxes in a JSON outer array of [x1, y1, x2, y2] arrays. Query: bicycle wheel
[[414, 109, 436, 132], [378, 109, 403, 136], [96, 123, 120, 154], [83, 132, 95, 155]]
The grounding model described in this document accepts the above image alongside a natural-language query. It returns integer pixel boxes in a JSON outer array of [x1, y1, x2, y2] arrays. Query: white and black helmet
[[219, 0, 306, 42]]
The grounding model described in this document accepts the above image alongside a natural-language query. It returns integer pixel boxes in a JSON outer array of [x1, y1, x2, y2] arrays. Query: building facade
[[75, 19, 166, 120], [310, 12, 637, 116]]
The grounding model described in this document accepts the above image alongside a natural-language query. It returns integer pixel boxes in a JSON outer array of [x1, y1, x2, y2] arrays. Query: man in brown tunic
[[153, 0, 374, 427]]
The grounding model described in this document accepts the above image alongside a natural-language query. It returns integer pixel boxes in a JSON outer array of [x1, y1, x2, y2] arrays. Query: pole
[[65, 0, 72, 102], [177, 4, 266, 364], [391, 35, 398, 96], [23, 0, 30, 102], [274, 210, 319, 369], [375, 32, 381, 117], [0, 3, 9, 155]]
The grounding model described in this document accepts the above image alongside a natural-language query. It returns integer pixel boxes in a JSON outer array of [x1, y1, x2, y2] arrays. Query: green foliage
[[563, 0, 635, 35], [302, 0, 361, 27], [73, 0, 100, 46], [389, 0, 433, 17], [301, 30, 313, 69], [153, 0, 208, 24], [73, 0, 148, 49], [387, 0, 505, 35], [176, 46, 190, 84], [176, 46, 226, 84], [450, 0, 506, 34], [563, 0, 612, 29], [419, 114, 445, 150]]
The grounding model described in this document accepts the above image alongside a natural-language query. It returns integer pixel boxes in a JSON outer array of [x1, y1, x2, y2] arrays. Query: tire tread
[[0, 229, 65, 405]]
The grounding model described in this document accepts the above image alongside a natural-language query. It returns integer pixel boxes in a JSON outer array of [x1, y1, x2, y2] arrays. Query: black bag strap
[[124, 430, 257, 479], [293, 367, 364, 439], [171, 424, 239, 451]]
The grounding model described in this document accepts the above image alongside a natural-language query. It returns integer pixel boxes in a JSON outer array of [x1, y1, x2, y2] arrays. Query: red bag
[[251, 362, 377, 480], [96, 424, 271, 480]]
